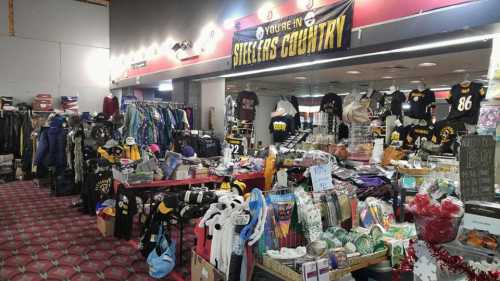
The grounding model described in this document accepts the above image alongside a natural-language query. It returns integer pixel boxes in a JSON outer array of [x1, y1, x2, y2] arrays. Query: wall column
[[200, 78, 225, 138]]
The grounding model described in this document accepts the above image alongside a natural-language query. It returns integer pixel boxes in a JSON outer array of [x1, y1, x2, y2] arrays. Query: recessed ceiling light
[[439, 84, 449, 87], [410, 80, 422, 84], [381, 76, 393, 79], [295, 76, 307, 80], [418, 62, 437, 67], [453, 69, 466, 73], [346, 70, 361, 74], [481, 74, 488, 78]]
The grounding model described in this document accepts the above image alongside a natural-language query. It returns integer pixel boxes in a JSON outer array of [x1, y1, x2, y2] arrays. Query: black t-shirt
[[320, 93, 343, 133], [431, 120, 466, 154], [391, 125, 411, 146], [269, 116, 295, 143], [446, 82, 486, 124], [320, 93, 343, 118], [406, 125, 433, 149], [379, 91, 406, 118], [407, 89, 435, 120], [236, 91, 259, 121]]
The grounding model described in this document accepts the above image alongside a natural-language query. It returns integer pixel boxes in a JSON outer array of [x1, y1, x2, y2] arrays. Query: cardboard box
[[96, 216, 115, 237], [191, 250, 226, 281]]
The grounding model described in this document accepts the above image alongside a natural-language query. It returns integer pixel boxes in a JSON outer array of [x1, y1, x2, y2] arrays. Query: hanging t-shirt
[[431, 120, 466, 154], [446, 82, 486, 125], [236, 91, 259, 121], [320, 93, 343, 133], [269, 116, 294, 143], [114, 190, 138, 240], [391, 125, 411, 146], [320, 93, 343, 118], [407, 89, 436, 121], [368, 91, 383, 114], [379, 91, 406, 118], [406, 125, 433, 149]]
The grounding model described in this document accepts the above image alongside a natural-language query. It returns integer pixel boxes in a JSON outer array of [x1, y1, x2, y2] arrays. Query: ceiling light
[[346, 70, 361, 74], [158, 81, 173, 92], [439, 84, 450, 87], [381, 76, 393, 79], [220, 33, 500, 78], [297, 0, 315, 10], [418, 62, 437, 67], [258, 2, 278, 22], [295, 76, 308, 80], [481, 74, 488, 78], [453, 69, 466, 73], [410, 80, 422, 84], [431, 87, 452, 91]]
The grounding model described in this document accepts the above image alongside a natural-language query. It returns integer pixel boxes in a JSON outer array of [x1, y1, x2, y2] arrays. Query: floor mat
[[0, 181, 183, 281]]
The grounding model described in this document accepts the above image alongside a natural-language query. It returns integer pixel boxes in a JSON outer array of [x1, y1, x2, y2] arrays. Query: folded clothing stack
[[0, 96, 13, 109], [61, 96, 78, 113], [32, 94, 53, 111]]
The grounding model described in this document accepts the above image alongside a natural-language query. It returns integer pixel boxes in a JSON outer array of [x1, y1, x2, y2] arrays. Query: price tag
[[234, 214, 251, 225], [310, 164, 333, 192]]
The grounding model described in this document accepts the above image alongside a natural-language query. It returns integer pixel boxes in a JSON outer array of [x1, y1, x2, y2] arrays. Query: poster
[[232, 0, 353, 70]]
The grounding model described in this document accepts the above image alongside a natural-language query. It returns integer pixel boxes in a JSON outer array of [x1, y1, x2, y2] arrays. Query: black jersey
[[407, 89, 435, 121], [406, 125, 433, 149], [379, 91, 406, 118], [446, 82, 486, 124], [269, 116, 295, 143], [391, 125, 411, 146]]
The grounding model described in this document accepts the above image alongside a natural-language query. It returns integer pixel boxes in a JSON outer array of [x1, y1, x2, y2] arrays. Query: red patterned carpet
[[0, 181, 180, 281]]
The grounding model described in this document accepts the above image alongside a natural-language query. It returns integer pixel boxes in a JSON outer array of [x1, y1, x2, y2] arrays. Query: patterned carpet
[[0, 181, 185, 281]]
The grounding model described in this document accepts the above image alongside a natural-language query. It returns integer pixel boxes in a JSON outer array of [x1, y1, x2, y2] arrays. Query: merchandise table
[[112, 172, 264, 281], [112, 171, 265, 193]]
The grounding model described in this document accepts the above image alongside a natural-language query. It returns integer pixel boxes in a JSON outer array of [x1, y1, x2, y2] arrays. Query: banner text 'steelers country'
[[232, 0, 353, 70]]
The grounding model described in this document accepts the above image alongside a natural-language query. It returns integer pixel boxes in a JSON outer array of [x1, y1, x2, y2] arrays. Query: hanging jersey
[[391, 125, 410, 146], [406, 125, 433, 149], [378, 91, 406, 118], [407, 89, 435, 121], [446, 82, 485, 124], [269, 116, 294, 143]]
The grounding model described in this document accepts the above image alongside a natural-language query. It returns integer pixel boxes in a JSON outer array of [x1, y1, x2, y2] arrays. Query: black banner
[[232, 0, 353, 70]]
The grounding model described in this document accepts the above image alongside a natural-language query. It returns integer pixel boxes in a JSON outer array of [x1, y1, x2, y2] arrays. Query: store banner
[[232, 0, 353, 70]]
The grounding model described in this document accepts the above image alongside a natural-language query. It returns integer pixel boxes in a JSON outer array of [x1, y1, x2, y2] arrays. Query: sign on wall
[[459, 135, 495, 202], [231, 0, 353, 70]]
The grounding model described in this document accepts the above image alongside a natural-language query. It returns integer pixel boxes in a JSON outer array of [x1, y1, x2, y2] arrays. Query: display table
[[113, 172, 264, 193]]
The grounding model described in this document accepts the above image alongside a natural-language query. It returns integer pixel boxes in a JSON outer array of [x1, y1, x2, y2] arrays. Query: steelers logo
[[256, 26, 265, 40], [304, 12, 316, 27]]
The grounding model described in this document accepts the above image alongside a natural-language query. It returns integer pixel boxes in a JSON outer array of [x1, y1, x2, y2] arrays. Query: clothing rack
[[124, 100, 198, 110]]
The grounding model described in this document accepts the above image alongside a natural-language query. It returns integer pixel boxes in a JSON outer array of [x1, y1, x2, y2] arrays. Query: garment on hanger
[[289, 96, 301, 129], [368, 91, 383, 114], [269, 115, 295, 143], [406, 125, 433, 149], [378, 91, 406, 118], [446, 81, 486, 125], [407, 89, 435, 121], [235, 91, 259, 121], [320, 93, 343, 134]]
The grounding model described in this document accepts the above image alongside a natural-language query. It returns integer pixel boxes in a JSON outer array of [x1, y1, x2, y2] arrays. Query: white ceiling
[[226, 48, 491, 97]]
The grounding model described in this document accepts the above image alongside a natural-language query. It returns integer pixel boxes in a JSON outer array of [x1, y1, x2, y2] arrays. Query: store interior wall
[[200, 78, 225, 138], [0, 0, 110, 112]]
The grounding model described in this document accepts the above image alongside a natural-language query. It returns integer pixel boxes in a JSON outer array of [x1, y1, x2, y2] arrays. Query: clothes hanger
[[461, 73, 471, 86]]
